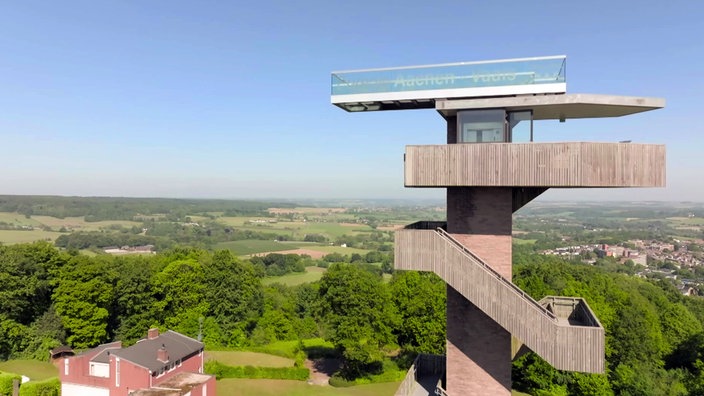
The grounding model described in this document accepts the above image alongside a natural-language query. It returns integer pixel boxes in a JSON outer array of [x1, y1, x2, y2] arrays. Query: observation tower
[[330, 56, 665, 396]]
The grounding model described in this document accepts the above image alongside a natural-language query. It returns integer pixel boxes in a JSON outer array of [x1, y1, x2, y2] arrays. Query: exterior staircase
[[395, 222, 604, 373]]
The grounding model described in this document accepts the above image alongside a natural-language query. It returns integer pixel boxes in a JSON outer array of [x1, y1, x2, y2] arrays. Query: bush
[[19, 377, 60, 396], [329, 373, 355, 387], [204, 361, 309, 381], [328, 359, 406, 387], [0, 372, 21, 396]]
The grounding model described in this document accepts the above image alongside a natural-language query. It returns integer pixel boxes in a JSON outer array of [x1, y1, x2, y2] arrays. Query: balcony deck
[[404, 142, 665, 188]]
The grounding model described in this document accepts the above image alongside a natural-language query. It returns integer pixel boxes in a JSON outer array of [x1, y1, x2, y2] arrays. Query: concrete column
[[447, 286, 511, 395], [446, 115, 457, 144], [445, 186, 513, 395]]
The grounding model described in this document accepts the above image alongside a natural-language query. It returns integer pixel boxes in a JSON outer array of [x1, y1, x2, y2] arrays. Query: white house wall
[[61, 383, 109, 396]]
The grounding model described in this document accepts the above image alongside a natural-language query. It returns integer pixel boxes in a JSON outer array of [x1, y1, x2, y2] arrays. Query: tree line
[[0, 195, 294, 221], [6, 240, 704, 393], [0, 242, 444, 382], [512, 251, 704, 395]]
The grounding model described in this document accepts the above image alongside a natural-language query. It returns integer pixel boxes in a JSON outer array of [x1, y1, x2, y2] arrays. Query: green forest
[[2, 240, 704, 394]]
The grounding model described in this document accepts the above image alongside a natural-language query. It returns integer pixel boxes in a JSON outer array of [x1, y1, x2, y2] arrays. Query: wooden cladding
[[404, 142, 665, 188], [395, 227, 605, 373]]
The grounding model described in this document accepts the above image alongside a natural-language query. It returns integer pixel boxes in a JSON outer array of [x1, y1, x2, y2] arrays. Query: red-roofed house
[[60, 329, 215, 396]]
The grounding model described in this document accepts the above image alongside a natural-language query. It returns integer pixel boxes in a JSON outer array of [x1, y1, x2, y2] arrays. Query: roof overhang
[[332, 83, 567, 112], [436, 93, 665, 120]]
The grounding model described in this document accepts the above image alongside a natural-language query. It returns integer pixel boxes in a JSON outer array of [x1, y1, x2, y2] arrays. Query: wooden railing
[[395, 225, 606, 373], [394, 361, 418, 396], [394, 354, 445, 396], [404, 142, 666, 188], [436, 227, 557, 321]]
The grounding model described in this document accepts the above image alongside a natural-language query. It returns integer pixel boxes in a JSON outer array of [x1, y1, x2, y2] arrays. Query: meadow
[[0, 206, 386, 253], [0, 230, 63, 244], [0, 212, 41, 227], [0, 211, 145, 245], [214, 240, 304, 255], [30, 215, 142, 231], [263, 266, 327, 286]]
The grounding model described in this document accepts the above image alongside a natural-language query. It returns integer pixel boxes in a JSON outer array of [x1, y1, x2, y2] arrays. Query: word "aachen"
[[393, 74, 456, 88]]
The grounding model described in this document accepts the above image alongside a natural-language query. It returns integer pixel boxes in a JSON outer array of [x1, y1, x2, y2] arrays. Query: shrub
[[0, 372, 21, 396], [329, 373, 355, 387], [19, 377, 60, 396], [204, 361, 309, 381], [328, 359, 406, 387]]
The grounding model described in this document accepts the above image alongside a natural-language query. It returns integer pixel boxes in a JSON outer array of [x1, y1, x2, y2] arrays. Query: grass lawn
[[263, 267, 327, 286], [259, 338, 333, 357], [206, 351, 294, 367], [214, 240, 302, 255], [0, 230, 63, 244], [0, 360, 57, 380], [217, 379, 400, 396]]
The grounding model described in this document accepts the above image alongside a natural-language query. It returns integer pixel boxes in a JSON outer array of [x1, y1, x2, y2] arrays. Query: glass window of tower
[[457, 109, 507, 143]]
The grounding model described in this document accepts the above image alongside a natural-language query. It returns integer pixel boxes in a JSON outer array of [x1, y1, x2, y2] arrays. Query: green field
[[215, 240, 303, 255], [0, 211, 145, 245], [0, 360, 57, 380], [206, 351, 294, 367], [0, 230, 63, 244], [215, 216, 374, 240], [213, 239, 371, 258], [0, 212, 42, 227], [217, 379, 400, 396], [287, 222, 373, 238], [309, 245, 371, 256], [29, 215, 142, 231], [513, 239, 537, 245], [667, 217, 704, 224], [218, 216, 267, 227], [263, 267, 327, 286]]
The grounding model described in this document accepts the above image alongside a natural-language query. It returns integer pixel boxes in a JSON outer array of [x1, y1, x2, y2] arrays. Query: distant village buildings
[[104, 245, 155, 255], [541, 239, 704, 296]]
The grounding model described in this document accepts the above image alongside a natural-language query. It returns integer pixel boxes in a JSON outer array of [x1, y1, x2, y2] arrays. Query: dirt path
[[305, 358, 341, 385]]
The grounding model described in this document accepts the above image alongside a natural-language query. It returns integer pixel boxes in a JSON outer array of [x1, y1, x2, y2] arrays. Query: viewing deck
[[395, 222, 605, 373], [404, 142, 666, 188], [331, 56, 566, 112]]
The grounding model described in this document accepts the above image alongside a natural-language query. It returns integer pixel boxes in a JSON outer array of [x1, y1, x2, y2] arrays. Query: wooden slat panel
[[404, 142, 665, 188], [395, 227, 605, 373]]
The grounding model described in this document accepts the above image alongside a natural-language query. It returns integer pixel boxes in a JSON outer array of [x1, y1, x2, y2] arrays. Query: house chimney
[[157, 344, 169, 363], [147, 328, 159, 340]]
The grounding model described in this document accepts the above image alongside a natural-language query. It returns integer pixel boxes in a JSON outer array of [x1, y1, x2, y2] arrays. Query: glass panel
[[457, 109, 506, 143], [332, 56, 566, 96], [509, 111, 533, 143]]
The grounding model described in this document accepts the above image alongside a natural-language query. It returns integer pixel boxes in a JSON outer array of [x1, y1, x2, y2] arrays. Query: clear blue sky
[[1, 0, 702, 201]]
